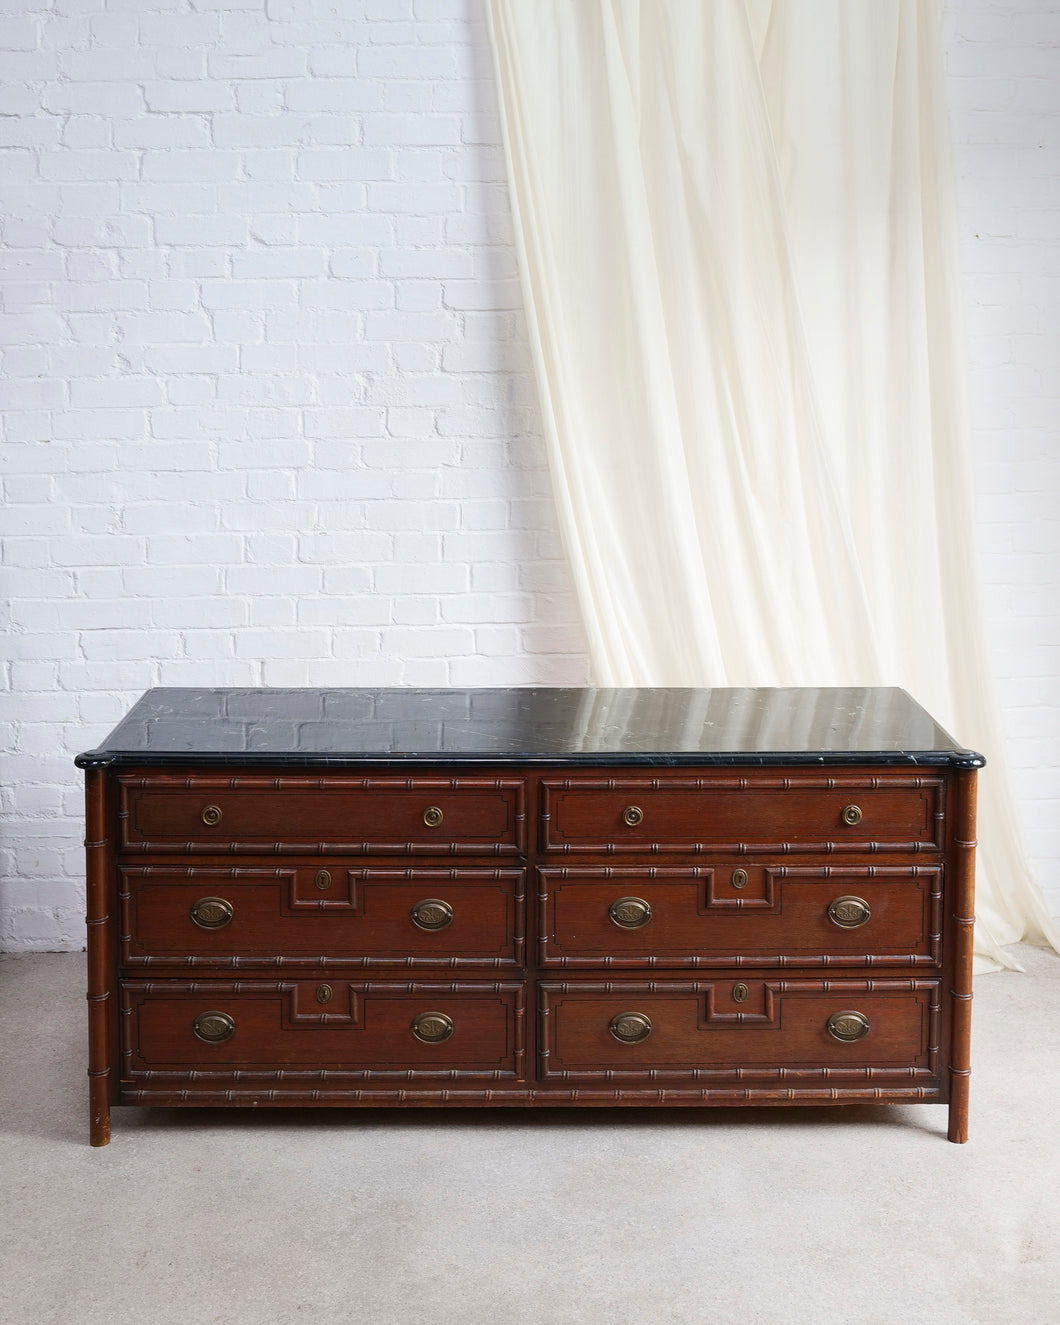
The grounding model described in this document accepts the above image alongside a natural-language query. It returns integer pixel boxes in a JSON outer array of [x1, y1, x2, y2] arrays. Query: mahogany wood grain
[[540, 773, 945, 853], [83, 749, 977, 1142], [121, 980, 524, 1080], [85, 768, 115, 1147], [538, 979, 939, 1080], [539, 864, 940, 967], [120, 864, 524, 967], [118, 773, 526, 856], [948, 770, 977, 1143]]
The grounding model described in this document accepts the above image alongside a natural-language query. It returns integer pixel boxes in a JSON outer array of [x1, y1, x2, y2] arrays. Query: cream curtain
[[485, 0, 1059, 969]]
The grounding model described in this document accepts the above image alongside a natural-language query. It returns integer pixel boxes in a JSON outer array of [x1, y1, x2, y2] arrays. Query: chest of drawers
[[77, 686, 981, 1145]]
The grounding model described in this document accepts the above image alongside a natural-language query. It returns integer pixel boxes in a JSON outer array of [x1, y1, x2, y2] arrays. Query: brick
[[208, 50, 307, 80], [366, 182, 463, 212], [364, 114, 463, 147], [141, 149, 242, 183], [212, 114, 316, 148], [69, 377, 165, 408], [296, 148, 392, 181], [143, 81, 234, 113], [286, 77, 384, 113]]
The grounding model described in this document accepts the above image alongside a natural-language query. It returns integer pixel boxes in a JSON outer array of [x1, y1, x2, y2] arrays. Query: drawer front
[[118, 774, 526, 855], [121, 980, 524, 1082], [120, 865, 525, 968], [539, 979, 940, 1083], [539, 865, 941, 967], [540, 775, 944, 853]]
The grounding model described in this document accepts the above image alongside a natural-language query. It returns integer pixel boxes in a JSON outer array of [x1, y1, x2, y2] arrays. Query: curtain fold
[[486, 0, 1059, 968]]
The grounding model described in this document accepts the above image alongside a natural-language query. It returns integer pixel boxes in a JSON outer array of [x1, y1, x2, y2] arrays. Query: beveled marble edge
[[75, 747, 985, 770]]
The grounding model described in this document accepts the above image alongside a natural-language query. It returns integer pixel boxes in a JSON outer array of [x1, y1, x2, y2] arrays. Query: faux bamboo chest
[[76, 686, 982, 1146]]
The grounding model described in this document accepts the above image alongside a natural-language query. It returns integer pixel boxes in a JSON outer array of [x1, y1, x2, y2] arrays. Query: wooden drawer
[[120, 864, 525, 969], [120, 980, 525, 1083], [540, 774, 944, 854], [538, 864, 941, 968], [538, 979, 940, 1083], [118, 773, 526, 856]]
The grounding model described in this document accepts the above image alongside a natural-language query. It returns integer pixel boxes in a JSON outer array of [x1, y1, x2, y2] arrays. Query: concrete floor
[[2, 949, 1058, 1325]]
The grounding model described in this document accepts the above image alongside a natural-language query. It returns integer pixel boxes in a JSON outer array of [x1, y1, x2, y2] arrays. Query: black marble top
[[75, 687, 984, 770]]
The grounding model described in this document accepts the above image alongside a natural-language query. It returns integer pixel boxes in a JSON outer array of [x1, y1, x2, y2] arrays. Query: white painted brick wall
[[1, 0, 1057, 949], [945, 0, 1060, 921]]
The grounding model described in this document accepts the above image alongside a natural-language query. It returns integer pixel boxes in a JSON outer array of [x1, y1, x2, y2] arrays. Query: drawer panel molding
[[121, 980, 526, 1083], [538, 864, 942, 968], [118, 773, 527, 856], [538, 979, 941, 1083], [120, 864, 526, 969], [540, 774, 945, 854]]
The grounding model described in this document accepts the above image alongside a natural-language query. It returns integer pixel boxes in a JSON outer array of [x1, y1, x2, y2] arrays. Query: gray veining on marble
[[76, 687, 984, 769]]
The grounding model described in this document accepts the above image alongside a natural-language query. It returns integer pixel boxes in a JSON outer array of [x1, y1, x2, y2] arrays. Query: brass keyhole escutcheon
[[411, 1011, 454, 1044], [827, 1009, 870, 1043], [731, 869, 748, 890], [828, 895, 872, 929], [314, 869, 332, 891], [201, 804, 223, 827], [610, 1011, 652, 1044], [841, 804, 863, 826], [609, 896, 652, 930], [410, 898, 454, 932], [622, 805, 643, 827], [316, 983, 333, 1006], [189, 896, 234, 931], [423, 805, 444, 829], [732, 983, 749, 1004], [192, 1010, 235, 1044]]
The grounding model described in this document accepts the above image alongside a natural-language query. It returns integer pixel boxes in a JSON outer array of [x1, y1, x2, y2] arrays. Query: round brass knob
[[609, 1011, 652, 1044], [622, 805, 644, 827], [189, 896, 234, 931], [609, 896, 652, 929], [731, 869, 748, 890], [201, 804, 223, 827], [411, 1011, 454, 1044], [827, 895, 872, 929], [827, 1009, 870, 1043], [410, 898, 454, 932], [841, 804, 863, 826], [192, 1010, 235, 1044], [422, 805, 444, 829]]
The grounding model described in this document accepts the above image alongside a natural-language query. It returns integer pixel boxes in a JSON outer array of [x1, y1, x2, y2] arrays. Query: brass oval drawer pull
[[410, 898, 454, 932], [201, 804, 223, 827], [411, 1011, 454, 1044], [828, 895, 871, 929], [189, 896, 234, 931], [609, 1011, 652, 1044], [827, 1010, 870, 1043], [609, 896, 652, 929], [422, 805, 444, 828], [192, 1011, 235, 1044], [841, 804, 862, 826], [622, 805, 643, 827]]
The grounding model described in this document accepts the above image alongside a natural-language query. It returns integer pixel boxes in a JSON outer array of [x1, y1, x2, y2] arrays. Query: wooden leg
[[89, 1072, 111, 1147], [947, 1065, 970, 1143]]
